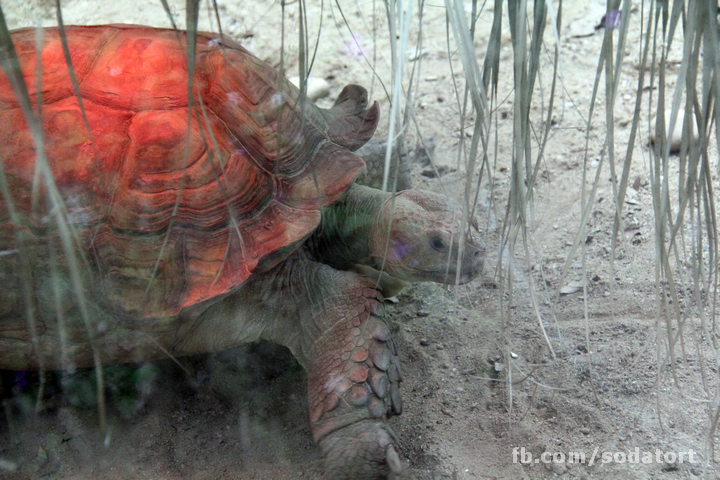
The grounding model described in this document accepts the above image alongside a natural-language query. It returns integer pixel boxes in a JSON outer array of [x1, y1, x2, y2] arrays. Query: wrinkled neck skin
[[307, 183, 387, 271]]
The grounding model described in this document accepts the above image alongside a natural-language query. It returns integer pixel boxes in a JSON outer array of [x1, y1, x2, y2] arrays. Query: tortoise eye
[[430, 237, 446, 252]]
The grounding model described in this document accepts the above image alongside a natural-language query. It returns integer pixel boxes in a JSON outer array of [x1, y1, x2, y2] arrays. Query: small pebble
[[632, 175, 642, 190], [288, 76, 331, 102], [0, 459, 16, 473], [650, 108, 697, 153], [419, 338, 430, 346], [545, 462, 568, 476]]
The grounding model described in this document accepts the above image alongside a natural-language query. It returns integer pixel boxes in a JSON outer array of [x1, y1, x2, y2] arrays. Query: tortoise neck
[[307, 183, 387, 270]]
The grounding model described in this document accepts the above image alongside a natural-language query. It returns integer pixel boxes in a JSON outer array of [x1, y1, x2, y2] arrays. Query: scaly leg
[[174, 254, 407, 478], [302, 269, 405, 479]]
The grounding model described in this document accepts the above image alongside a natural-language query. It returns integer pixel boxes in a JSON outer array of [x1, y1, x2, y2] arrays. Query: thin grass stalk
[[0, 4, 109, 433], [55, 1, 93, 148], [209, 0, 223, 39], [597, 0, 629, 365], [481, 0, 501, 91], [525, 0, 564, 340], [691, 177, 711, 395], [514, 0, 553, 421], [382, 0, 412, 194], [518, 0, 565, 368], [664, 8, 707, 387], [480, 0, 502, 292], [51, 11, 106, 423], [459, 0, 480, 146], [527, 0, 561, 197], [30, 21, 47, 412], [297, 0, 309, 111], [522, 0, 565, 343], [609, 0, 652, 317], [648, 0, 671, 434], [446, 11, 466, 175], [401, 0, 423, 183], [454, 0, 478, 175], [558, 0, 615, 309], [606, 0, 636, 308], [195, 94, 248, 285], [504, 1, 563, 362], [463, 0, 501, 225], [159, 0, 179, 30], [145, 0, 199, 301], [374, 0, 412, 293], [654, 0, 715, 408], [698, 1, 720, 361], [443, 0, 489, 289]]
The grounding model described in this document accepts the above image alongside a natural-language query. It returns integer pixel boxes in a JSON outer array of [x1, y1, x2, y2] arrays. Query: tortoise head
[[371, 190, 485, 284]]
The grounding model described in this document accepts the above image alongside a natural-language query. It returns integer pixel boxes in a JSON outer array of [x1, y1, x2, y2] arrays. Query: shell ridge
[[98, 111, 135, 247], [75, 27, 120, 94], [188, 94, 249, 268], [200, 97, 279, 183]]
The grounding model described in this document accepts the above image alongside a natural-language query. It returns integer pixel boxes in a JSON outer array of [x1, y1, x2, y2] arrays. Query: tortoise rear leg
[[302, 268, 406, 479]]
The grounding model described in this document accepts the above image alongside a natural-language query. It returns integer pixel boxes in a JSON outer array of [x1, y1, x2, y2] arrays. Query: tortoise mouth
[[377, 245, 485, 284], [409, 262, 484, 285]]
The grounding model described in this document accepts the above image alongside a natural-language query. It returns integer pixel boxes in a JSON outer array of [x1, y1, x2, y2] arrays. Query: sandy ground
[[0, 0, 716, 479]]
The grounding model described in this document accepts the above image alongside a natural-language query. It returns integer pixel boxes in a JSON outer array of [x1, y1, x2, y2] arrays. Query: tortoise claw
[[387, 444, 403, 474], [318, 419, 404, 480]]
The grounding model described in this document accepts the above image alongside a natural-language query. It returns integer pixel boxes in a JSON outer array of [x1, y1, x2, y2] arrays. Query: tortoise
[[0, 25, 484, 479]]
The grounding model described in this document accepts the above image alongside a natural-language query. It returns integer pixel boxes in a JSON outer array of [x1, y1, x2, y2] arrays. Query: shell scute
[[82, 29, 208, 111], [0, 26, 104, 108]]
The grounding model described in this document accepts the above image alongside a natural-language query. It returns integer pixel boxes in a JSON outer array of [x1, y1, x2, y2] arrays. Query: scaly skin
[[305, 273, 404, 479]]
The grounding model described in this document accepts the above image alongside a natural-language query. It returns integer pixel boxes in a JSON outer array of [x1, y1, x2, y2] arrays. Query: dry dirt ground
[[0, 1, 716, 479]]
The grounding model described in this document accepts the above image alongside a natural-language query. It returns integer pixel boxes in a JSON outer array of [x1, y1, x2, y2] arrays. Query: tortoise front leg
[[174, 256, 407, 478], [303, 272, 405, 479]]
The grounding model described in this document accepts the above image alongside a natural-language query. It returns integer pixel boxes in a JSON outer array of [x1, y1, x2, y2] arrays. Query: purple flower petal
[[341, 33, 368, 60]]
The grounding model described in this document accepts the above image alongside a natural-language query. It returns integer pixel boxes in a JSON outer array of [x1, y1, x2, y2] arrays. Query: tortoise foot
[[319, 419, 405, 479]]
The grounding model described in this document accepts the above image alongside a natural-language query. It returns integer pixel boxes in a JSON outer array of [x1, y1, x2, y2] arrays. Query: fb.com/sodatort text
[[512, 446, 696, 466]]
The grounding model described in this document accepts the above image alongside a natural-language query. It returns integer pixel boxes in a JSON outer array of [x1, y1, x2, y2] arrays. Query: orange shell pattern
[[0, 25, 365, 318]]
